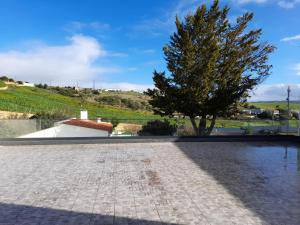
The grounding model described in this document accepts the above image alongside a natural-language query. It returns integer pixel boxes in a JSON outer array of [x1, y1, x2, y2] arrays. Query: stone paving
[[0, 142, 299, 225]]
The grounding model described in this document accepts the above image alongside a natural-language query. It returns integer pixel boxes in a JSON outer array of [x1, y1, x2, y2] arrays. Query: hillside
[[44, 86, 152, 112], [250, 101, 299, 110], [0, 81, 6, 88], [96, 90, 151, 111], [0, 85, 159, 123]]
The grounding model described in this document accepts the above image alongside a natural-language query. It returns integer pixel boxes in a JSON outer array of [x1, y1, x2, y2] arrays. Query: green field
[[0, 81, 6, 88], [0, 85, 299, 130], [0, 85, 159, 122], [250, 101, 299, 110]]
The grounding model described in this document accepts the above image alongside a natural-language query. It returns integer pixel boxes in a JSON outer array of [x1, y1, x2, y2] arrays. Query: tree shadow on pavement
[[174, 142, 300, 225], [0, 202, 179, 225]]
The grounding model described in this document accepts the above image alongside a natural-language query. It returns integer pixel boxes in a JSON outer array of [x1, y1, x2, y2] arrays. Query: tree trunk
[[190, 117, 199, 136], [190, 115, 217, 136], [206, 115, 217, 135], [198, 116, 207, 136]]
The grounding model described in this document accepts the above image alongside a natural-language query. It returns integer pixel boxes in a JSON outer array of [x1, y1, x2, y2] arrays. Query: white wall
[[22, 83, 35, 87], [19, 124, 109, 138]]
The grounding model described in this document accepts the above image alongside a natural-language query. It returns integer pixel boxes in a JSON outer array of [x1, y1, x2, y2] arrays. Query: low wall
[[0, 120, 40, 138], [0, 135, 299, 146]]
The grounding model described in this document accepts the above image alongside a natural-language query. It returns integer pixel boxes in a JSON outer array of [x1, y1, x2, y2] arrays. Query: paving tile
[[0, 142, 299, 224]]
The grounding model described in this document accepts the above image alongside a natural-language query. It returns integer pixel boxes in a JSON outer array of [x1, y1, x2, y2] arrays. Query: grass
[[176, 118, 298, 130], [0, 85, 159, 122], [1, 85, 298, 129], [99, 90, 150, 101], [250, 101, 299, 110], [0, 81, 6, 88]]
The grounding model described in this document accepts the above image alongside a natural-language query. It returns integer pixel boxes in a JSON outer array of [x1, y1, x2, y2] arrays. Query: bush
[[110, 118, 120, 128], [51, 86, 78, 97], [241, 126, 253, 135], [257, 111, 273, 119], [33, 111, 71, 129], [138, 119, 177, 136], [249, 105, 258, 109], [96, 95, 151, 111], [258, 129, 279, 135], [0, 76, 9, 81], [177, 125, 196, 136], [35, 83, 48, 89]]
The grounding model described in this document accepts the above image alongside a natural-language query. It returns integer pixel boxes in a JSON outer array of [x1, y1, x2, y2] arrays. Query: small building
[[19, 110, 113, 138], [19, 118, 113, 138], [242, 109, 265, 115], [22, 82, 35, 87]]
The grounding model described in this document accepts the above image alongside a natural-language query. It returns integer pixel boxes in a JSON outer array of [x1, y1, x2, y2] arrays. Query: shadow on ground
[[175, 142, 300, 225], [0, 202, 179, 225]]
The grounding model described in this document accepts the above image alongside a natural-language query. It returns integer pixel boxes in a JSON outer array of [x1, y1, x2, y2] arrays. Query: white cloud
[[130, 0, 208, 38], [96, 82, 300, 100], [128, 67, 138, 72], [281, 34, 300, 42], [64, 21, 111, 33], [0, 35, 120, 85], [234, 0, 300, 8], [107, 52, 128, 57], [98, 82, 153, 92], [234, 0, 267, 4], [249, 84, 300, 101], [130, 0, 299, 38], [294, 64, 300, 75], [142, 49, 156, 54], [277, 0, 300, 9]]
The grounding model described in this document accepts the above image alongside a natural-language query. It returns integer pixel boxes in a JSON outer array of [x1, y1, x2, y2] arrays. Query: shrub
[[50, 86, 78, 97], [96, 96, 151, 111], [258, 129, 279, 135], [138, 119, 177, 136], [257, 111, 273, 119], [177, 125, 196, 136], [35, 83, 48, 89], [249, 105, 258, 109], [33, 111, 71, 129], [0, 76, 9, 81], [110, 118, 120, 128], [241, 126, 253, 135], [92, 90, 100, 95]]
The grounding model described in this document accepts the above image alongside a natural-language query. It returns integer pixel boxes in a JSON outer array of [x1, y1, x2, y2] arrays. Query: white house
[[19, 118, 113, 138], [242, 109, 265, 115], [22, 82, 35, 87]]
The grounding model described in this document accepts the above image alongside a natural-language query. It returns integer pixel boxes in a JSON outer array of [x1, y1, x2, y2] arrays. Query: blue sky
[[0, 0, 299, 101]]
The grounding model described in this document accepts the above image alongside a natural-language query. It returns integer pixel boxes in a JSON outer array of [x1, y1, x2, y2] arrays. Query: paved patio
[[0, 142, 299, 225]]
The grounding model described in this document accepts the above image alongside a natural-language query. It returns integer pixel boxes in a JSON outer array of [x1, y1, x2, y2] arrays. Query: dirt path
[[0, 110, 34, 119]]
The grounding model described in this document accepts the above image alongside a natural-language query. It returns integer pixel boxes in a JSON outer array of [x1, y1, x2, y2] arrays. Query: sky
[[0, 0, 299, 101]]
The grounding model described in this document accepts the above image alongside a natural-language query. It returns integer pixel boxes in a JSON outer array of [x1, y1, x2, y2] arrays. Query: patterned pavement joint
[[0, 142, 299, 225]]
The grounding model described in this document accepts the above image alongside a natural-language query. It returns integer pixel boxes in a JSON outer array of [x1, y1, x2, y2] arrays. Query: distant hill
[[1, 79, 298, 126], [0, 80, 6, 88], [250, 101, 299, 110], [0, 84, 159, 123]]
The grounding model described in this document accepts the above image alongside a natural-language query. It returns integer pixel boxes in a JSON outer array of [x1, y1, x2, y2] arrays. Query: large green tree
[[145, 0, 275, 136]]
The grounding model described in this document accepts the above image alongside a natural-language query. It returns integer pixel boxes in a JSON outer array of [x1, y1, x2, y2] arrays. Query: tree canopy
[[145, 0, 275, 136]]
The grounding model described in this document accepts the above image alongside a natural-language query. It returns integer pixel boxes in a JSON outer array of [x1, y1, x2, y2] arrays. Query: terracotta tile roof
[[63, 119, 113, 133]]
